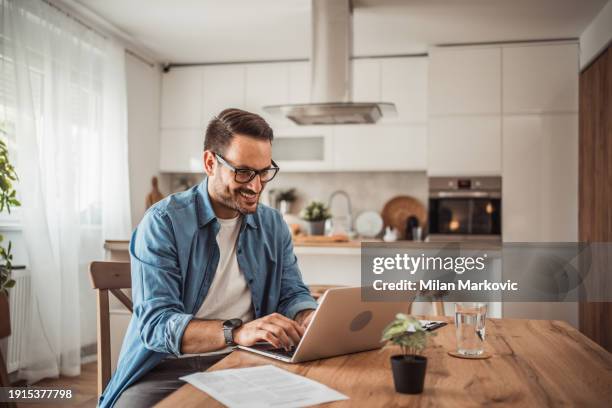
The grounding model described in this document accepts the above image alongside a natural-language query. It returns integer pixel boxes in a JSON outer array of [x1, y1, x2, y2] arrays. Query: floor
[[16, 362, 98, 407]]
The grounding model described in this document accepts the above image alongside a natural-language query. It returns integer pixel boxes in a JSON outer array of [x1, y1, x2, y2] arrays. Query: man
[[101, 109, 318, 407]]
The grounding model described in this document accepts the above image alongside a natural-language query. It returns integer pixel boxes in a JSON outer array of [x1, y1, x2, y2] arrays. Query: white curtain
[[0, 0, 131, 382]]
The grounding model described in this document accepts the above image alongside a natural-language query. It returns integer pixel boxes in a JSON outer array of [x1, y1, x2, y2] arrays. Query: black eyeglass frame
[[214, 153, 280, 184]]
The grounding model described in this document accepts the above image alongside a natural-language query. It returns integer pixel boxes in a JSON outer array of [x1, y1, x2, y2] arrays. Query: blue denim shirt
[[99, 178, 317, 407]]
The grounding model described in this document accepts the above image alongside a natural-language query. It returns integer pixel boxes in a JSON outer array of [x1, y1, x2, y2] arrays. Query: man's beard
[[212, 179, 261, 215]]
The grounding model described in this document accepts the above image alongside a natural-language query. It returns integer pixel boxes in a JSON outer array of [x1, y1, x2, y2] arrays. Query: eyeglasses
[[214, 153, 280, 184]]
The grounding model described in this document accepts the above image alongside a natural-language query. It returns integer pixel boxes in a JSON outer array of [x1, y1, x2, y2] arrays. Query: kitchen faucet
[[328, 190, 353, 235]]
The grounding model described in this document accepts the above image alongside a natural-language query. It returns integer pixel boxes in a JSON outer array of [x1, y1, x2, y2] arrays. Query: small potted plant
[[276, 188, 296, 215], [381, 313, 434, 394], [300, 201, 331, 235], [0, 126, 19, 346], [0, 242, 15, 341]]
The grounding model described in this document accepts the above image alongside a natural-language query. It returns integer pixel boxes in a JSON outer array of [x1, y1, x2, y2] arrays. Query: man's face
[[205, 134, 273, 215]]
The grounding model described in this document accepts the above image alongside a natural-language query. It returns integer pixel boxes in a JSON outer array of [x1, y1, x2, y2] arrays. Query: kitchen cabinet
[[273, 126, 333, 171], [380, 57, 428, 124], [502, 43, 579, 114], [502, 114, 578, 242], [201, 65, 245, 123], [159, 129, 203, 172], [429, 46, 501, 115], [428, 116, 501, 176], [288, 61, 311, 104], [352, 57, 428, 124], [245, 62, 289, 123], [352, 59, 381, 101], [160, 56, 433, 173], [161, 67, 203, 128], [332, 124, 427, 171]]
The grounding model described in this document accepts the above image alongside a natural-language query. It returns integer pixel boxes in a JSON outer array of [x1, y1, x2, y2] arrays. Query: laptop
[[238, 286, 415, 363]]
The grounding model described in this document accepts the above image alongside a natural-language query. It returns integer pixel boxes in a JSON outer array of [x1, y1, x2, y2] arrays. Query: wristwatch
[[222, 318, 243, 346]]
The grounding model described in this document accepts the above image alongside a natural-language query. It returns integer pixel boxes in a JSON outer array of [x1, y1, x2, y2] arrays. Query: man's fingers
[[278, 320, 303, 344], [268, 314, 304, 340], [259, 323, 293, 350], [257, 330, 282, 349]]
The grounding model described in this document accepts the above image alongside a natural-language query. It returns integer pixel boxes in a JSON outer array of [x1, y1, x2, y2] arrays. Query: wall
[[580, 0, 612, 70], [125, 54, 162, 229]]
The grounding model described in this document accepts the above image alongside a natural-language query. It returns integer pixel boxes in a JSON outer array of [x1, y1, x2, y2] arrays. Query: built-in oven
[[427, 177, 501, 242]]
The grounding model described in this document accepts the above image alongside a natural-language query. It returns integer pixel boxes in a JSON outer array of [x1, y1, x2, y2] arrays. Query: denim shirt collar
[[196, 178, 259, 229]]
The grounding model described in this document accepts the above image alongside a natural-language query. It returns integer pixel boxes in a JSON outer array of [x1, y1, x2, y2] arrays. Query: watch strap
[[223, 326, 234, 345], [222, 319, 242, 346]]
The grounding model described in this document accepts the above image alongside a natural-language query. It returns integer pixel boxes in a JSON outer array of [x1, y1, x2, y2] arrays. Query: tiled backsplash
[[266, 171, 428, 218], [158, 171, 428, 219]]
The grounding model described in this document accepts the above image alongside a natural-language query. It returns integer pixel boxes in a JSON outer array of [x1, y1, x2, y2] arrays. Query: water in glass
[[455, 303, 487, 356]]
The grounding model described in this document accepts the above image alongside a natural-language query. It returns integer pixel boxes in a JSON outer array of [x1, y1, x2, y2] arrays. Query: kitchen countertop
[[105, 239, 501, 255]]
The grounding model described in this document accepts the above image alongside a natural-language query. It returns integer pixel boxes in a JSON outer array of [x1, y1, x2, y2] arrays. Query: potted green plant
[[299, 201, 331, 235], [276, 188, 296, 215], [381, 314, 435, 394], [0, 125, 20, 343]]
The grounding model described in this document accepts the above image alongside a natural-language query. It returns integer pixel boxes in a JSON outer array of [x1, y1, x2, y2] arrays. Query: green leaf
[[381, 313, 433, 354]]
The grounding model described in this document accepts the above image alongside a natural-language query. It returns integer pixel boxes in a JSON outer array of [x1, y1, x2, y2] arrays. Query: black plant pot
[[390, 354, 427, 394]]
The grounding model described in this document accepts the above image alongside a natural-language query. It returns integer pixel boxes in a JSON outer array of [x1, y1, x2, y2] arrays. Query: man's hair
[[204, 108, 274, 153]]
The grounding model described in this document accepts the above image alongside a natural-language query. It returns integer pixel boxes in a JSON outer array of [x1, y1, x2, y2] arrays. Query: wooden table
[[156, 318, 612, 407]]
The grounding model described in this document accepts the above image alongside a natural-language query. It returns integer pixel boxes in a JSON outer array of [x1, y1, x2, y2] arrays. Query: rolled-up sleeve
[[276, 218, 318, 319], [129, 209, 193, 356]]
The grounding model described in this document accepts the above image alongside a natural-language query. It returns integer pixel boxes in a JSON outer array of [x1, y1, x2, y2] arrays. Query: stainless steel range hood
[[263, 0, 396, 125]]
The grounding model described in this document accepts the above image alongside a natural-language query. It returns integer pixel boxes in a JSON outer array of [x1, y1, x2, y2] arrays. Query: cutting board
[[381, 195, 427, 239]]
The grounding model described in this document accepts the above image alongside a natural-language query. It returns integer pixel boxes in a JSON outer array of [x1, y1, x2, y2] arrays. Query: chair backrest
[[89, 261, 132, 397]]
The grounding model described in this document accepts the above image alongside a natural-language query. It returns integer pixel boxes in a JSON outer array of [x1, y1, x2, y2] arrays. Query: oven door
[[428, 197, 501, 238]]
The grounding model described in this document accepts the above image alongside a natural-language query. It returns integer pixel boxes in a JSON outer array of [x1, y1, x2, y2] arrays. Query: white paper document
[[180, 364, 349, 408]]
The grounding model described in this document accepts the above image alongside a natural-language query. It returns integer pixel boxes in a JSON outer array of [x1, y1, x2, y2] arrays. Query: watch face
[[223, 318, 243, 329]]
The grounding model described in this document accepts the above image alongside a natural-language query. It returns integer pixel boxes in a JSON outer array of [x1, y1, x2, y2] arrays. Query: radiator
[[6, 268, 31, 373]]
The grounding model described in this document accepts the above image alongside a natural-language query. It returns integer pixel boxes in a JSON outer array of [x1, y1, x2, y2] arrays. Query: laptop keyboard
[[265, 346, 296, 359]]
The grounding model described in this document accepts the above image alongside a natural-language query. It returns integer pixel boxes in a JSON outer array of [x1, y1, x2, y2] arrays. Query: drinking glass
[[454, 303, 487, 356]]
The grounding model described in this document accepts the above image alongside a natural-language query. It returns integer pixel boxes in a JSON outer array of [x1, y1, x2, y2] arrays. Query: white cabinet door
[[380, 57, 428, 124], [245, 63, 289, 122], [159, 129, 203, 173], [428, 116, 501, 176], [352, 59, 380, 101], [502, 114, 578, 242], [201, 65, 245, 124], [429, 47, 501, 115], [273, 126, 333, 171], [161, 67, 203, 128], [288, 62, 311, 104], [332, 125, 427, 171], [502, 43, 579, 114]]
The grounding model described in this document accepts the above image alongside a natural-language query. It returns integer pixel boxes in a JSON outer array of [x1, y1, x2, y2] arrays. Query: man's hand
[[233, 313, 305, 351], [294, 309, 315, 329]]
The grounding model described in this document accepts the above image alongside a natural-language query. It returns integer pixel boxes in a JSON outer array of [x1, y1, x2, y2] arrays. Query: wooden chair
[[431, 300, 445, 316], [89, 261, 132, 397], [417, 289, 448, 316]]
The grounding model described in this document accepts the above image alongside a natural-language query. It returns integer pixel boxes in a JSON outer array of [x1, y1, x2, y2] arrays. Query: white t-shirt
[[195, 215, 254, 322]]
